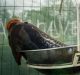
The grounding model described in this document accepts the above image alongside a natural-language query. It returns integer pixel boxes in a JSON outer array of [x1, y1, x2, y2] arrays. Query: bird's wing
[[18, 26, 39, 50], [8, 25, 39, 65], [38, 30, 67, 46], [29, 25, 66, 47], [27, 23, 67, 46]]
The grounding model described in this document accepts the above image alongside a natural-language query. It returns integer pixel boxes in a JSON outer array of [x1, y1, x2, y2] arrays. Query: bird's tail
[[12, 51, 22, 65]]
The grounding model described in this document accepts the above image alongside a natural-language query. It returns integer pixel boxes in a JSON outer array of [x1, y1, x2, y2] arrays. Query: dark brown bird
[[6, 18, 76, 66]]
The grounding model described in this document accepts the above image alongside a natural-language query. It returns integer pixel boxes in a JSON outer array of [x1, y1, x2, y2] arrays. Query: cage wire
[[0, 0, 79, 75]]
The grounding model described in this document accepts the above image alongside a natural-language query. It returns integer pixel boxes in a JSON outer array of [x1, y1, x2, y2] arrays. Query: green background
[[0, 0, 80, 75]]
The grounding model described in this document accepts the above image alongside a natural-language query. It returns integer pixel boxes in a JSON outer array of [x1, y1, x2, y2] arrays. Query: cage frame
[[18, 45, 80, 69]]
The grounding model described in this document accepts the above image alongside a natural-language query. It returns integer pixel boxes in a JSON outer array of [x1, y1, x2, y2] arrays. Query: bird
[[6, 18, 77, 75]]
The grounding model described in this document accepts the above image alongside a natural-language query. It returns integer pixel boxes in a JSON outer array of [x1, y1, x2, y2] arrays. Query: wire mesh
[[0, 0, 79, 75]]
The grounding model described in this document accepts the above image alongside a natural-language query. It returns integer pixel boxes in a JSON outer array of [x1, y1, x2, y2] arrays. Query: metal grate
[[0, 0, 79, 75]]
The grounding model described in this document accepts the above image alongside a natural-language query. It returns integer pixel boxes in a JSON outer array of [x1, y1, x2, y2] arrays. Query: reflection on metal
[[73, 53, 80, 65], [27, 63, 80, 69], [18, 45, 80, 69], [27, 53, 80, 69], [18, 44, 76, 52]]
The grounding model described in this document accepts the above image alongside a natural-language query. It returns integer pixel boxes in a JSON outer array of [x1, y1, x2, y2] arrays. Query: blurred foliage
[[0, 0, 78, 45]]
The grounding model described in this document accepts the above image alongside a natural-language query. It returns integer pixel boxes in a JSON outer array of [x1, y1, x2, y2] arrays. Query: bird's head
[[6, 18, 22, 32]]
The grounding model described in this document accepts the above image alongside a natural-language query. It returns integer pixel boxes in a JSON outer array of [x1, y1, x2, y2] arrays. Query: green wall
[[0, 0, 80, 75]]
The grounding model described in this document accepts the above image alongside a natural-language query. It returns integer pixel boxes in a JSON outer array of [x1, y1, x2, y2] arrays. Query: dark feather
[[8, 22, 76, 65]]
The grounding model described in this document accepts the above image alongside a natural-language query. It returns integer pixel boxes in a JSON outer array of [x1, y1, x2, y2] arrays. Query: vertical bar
[[62, 0, 64, 43], [53, 0, 58, 37], [3, 1, 13, 75], [77, 4, 80, 51], [13, 0, 15, 17], [31, 0, 33, 23], [0, 42, 3, 75], [1, 0, 6, 75], [0, 1, 2, 75], [22, 0, 24, 21], [59, 0, 63, 15], [70, 0, 74, 44], [58, 1, 64, 42]]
